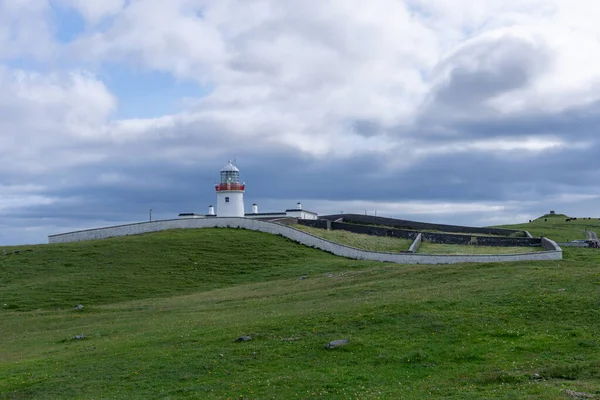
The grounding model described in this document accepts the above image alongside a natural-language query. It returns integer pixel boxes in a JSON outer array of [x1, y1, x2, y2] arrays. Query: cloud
[[53, 0, 126, 24], [0, 0, 56, 60], [0, 67, 116, 159], [425, 33, 551, 118], [1, 0, 600, 245]]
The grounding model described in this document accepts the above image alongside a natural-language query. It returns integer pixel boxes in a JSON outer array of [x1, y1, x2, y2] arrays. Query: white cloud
[[54, 0, 126, 24], [0, 67, 116, 172], [3, 0, 600, 244], [0, 0, 56, 60], [63, 0, 439, 155], [54, 0, 600, 158]]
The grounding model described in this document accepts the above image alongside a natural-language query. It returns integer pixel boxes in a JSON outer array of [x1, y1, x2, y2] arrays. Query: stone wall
[[465, 236, 542, 247], [421, 232, 541, 247], [408, 233, 422, 253], [541, 237, 562, 252], [321, 214, 519, 236], [48, 218, 562, 264], [330, 221, 418, 239], [557, 242, 590, 248], [297, 219, 329, 230], [301, 219, 541, 247]]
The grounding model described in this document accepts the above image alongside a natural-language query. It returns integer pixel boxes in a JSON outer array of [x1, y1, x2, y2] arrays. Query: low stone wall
[[329, 221, 418, 239], [303, 220, 540, 247], [267, 217, 298, 225], [541, 237, 562, 252], [321, 214, 519, 236], [408, 233, 422, 253], [472, 236, 542, 247], [48, 218, 562, 264], [297, 219, 329, 230], [421, 232, 541, 246], [557, 242, 590, 248]]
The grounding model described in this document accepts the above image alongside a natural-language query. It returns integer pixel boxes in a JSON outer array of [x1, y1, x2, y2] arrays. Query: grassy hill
[[496, 213, 600, 242], [2, 228, 600, 399]]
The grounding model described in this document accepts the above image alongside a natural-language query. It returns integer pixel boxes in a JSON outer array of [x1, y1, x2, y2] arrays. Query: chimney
[[252, 203, 258, 214], [208, 205, 215, 216]]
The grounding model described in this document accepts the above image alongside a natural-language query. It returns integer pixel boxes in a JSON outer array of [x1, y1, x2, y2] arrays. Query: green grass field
[[1, 224, 599, 399], [496, 213, 600, 242]]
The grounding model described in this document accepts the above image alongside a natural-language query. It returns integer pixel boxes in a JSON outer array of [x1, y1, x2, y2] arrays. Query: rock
[[531, 373, 542, 380], [565, 389, 595, 399], [235, 335, 252, 342], [13, 250, 20, 254], [298, 275, 308, 280], [74, 304, 84, 310], [72, 334, 85, 340], [327, 273, 334, 278], [325, 339, 349, 349]]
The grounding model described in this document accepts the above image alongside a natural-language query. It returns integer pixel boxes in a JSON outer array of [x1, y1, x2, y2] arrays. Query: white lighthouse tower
[[216, 161, 245, 217]]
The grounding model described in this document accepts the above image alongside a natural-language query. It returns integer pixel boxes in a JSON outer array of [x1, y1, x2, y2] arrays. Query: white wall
[[217, 191, 245, 217], [48, 218, 562, 265], [286, 210, 318, 220]]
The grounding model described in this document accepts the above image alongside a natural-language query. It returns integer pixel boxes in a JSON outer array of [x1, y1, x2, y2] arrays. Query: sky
[[1, 0, 600, 245]]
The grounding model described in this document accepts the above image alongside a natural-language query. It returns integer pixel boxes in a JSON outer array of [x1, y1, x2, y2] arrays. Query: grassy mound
[[0, 228, 356, 312], [2, 229, 600, 399], [536, 213, 571, 220]]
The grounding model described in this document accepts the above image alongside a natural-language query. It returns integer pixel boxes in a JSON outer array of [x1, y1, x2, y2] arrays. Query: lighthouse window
[[225, 197, 230, 203]]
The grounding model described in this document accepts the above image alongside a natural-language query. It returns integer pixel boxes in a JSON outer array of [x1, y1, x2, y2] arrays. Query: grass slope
[[497, 214, 600, 242], [2, 229, 600, 399], [294, 225, 413, 252], [0, 229, 351, 312]]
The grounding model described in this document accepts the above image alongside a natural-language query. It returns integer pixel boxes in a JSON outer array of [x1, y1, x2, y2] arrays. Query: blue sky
[[1, 0, 600, 245], [51, 2, 86, 43]]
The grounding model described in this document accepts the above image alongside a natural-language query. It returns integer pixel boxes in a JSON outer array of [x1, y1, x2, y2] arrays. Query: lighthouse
[[216, 161, 245, 217]]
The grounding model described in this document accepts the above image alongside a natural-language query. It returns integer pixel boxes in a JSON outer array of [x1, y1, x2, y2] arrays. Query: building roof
[[285, 208, 318, 215], [245, 212, 286, 216], [221, 161, 239, 172]]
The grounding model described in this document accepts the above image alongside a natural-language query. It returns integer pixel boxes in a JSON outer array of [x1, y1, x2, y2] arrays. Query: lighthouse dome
[[220, 161, 241, 184], [221, 161, 239, 172]]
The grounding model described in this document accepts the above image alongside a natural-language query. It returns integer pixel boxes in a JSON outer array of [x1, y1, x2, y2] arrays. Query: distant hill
[[495, 214, 600, 242], [536, 212, 571, 220]]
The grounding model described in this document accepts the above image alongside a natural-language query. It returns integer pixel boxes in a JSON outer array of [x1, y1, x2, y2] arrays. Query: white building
[[216, 161, 245, 217], [178, 161, 318, 220]]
